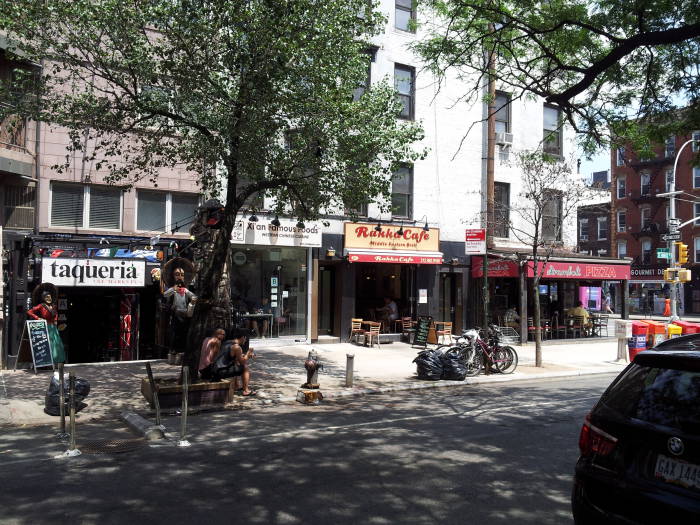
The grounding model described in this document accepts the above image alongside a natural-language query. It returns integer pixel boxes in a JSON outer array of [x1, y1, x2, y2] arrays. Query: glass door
[[318, 265, 335, 335]]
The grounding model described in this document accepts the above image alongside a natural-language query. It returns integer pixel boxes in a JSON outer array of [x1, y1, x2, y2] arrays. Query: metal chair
[[568, 316, 584, 338], [551, 313, 567, 339], [400, 317, 415, 342], [594, 314, 609, 337], [348, 318, 365, 343], [365, 321, 382, 348]]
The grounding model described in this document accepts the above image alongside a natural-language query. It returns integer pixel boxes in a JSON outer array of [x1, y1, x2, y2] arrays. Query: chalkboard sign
[[27, 320, 54, 370], [412, 317, 432, 348]]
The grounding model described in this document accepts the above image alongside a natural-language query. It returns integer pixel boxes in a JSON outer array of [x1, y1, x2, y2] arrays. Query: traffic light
[[679, 269, 692, 282], [663, 268, 678, 282], [675, 242, 689, 265]]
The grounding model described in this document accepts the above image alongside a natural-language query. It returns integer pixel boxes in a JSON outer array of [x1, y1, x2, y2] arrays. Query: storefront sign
[[344, 222, 440, 252], [465, 229, 486, 255], [347, 253, 443, 265], [231, 218, 322, 247], [630, 266, 665, 281], [42, 258, 146, 287], [527, 261, 631, 280], [471, 256, 520, 278]]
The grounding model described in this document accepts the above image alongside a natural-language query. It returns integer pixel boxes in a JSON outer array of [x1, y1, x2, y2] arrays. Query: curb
[[275, 367, 625, 403]]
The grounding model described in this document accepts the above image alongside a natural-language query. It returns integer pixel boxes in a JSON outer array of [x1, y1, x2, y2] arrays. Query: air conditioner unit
[[495, 132, 513, 147]]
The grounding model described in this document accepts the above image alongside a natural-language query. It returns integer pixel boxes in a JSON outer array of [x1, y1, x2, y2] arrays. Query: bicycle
[[437, 329, 483, 377], [478, 324, 518, 374]]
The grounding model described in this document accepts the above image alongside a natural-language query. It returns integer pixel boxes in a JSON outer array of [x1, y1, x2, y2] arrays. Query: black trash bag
[[413, 349, 444, 380], [441, 352, 468, 381], [44, 373, 90, 416]]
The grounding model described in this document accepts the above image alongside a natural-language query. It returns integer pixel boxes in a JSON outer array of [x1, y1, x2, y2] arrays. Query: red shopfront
[[470, 256, 521, 326]]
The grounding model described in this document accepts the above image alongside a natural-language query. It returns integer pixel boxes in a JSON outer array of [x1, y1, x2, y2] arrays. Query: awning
[[346, 249, 443, 265]]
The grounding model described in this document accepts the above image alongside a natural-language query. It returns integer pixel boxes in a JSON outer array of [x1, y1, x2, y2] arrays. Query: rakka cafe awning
[[343, 222, 443, 265]]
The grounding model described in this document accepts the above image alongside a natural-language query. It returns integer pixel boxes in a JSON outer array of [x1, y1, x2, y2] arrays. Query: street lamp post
[[663, 138, 699, 321]]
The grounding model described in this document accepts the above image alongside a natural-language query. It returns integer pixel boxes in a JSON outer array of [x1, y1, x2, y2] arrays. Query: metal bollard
[[178, 367, 190, 447], [63, 372, 81, 456], [57, 363, 68, 439], [345, 354, 354, 387], [145, 363, 161, 426]]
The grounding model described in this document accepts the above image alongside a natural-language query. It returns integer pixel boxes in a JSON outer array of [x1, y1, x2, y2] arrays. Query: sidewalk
[[0, 338, 628, 427]]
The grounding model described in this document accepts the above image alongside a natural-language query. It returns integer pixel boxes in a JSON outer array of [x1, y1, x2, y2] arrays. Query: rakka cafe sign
[[344, 222, 442, 264]]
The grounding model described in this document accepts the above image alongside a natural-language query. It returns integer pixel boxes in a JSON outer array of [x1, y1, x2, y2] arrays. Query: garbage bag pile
[[44, 373, 90, 416], [413, 349, 444, 380], [440, 351, 468, 381]]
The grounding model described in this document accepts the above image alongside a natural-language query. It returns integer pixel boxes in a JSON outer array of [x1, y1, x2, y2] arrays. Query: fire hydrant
[[297, 350, 324, 405]]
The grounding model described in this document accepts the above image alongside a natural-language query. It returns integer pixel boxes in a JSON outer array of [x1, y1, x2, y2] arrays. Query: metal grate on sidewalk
[[77, 437, 146, 454]]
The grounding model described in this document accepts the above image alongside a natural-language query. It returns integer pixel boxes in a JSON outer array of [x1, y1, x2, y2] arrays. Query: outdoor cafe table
[[237, 313, 273, 338]]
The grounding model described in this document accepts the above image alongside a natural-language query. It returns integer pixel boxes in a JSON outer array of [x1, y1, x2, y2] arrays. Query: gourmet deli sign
[[42, 258, 146, 287], [344, 222, 440, 252], [231, 218, 322, 247]]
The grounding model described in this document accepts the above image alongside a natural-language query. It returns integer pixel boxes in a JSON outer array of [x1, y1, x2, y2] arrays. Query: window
[[694, 167, 700, 189], [352, 48, 376, 101], [616, 147, 625, 167], [579, 218, 589, 241], [665, 136, 675, 158], [695, 203, 700, 221], [641, 207, 651, 230], [394, 64, 415, 120], [692, 131, 700, 153], [543, 105, 562, 156], [50, 183, 121, 230], [395, 0, 415, 32], [4, 184, 35, 229], [597, 217, 608, 240], [617, 210, 626, 232], [136, 191, 199, 233], [345, 201, 369, 218], [617, 240, 627, 258], [667, 170, 675, 192], [391, 165, 412, 218], [494, 182, 510, 237], [542, 190, 562, 241], [640, 172, 650, 195], [641, 239, 652, 264], [494, 91, 510, 134], [617, 176, 626, 199], [695, 238, 700, 263]]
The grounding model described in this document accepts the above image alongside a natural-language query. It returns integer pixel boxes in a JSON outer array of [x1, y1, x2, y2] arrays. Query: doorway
[[439, 272, 463, 332], [318, 265, 335, 336]]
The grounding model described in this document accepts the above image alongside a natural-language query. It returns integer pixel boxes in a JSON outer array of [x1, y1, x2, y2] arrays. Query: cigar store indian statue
[[27, 283, 66, 363]]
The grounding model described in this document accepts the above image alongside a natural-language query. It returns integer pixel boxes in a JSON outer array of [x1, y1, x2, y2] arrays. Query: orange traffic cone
[[663, 298, 671, 317]]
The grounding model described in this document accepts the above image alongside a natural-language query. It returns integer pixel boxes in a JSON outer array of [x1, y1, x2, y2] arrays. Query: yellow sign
[[343, 222, 440, 252]]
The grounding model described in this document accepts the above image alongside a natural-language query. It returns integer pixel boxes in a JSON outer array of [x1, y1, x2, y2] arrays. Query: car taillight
[[578, 414, 618, 457]]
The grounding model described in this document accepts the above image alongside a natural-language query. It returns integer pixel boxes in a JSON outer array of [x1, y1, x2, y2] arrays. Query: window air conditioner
[[495, 132, 513, 147]]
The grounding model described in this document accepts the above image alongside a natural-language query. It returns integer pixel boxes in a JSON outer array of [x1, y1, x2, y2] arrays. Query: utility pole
[[660, 137, 699, 321], [482, 22, 496, 327]]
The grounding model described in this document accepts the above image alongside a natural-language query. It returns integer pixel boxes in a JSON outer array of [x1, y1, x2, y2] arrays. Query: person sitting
[[376, 297, 399, 329], [503, 307, 520, 329], [249, 297, 272, 338], [198, 327, 225, 381], [571, 301, 592, 334], [211, 328, 257, 396]]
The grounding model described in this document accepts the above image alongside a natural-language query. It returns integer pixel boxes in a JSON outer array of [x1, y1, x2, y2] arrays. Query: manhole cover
[[78, 438, 146, 454]]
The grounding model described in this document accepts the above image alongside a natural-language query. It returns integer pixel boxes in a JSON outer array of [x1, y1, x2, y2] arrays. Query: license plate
[[655, 454, 700, 490]]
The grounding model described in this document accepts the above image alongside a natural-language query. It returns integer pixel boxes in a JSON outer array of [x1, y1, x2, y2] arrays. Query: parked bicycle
[[438, 325, 518, 375]]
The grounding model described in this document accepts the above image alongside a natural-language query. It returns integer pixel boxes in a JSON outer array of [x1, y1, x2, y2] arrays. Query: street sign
[[465, 228, 486, 255], [662, 233, 681, 241], [668, 218, 681, 227], [657, 249, 670, 259]]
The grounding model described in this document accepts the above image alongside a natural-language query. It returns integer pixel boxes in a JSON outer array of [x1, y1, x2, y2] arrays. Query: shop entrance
[[318, 265, 335, 336], [355, 263, 415, 326], [438, 272, 463, 331]]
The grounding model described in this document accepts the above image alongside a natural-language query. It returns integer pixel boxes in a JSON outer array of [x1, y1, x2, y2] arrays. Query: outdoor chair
[[567, 316, 585, 338], [594, 314, 609, 337], [551, 313, 567, 339], [527, 317, 548, 341], [435, 321, 453, 344], [348, 318, 365, 344], [400, 317, 415, 342], [365, 321, 382, 348]]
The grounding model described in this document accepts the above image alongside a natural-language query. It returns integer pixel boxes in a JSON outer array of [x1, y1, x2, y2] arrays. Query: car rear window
[[602, 363, 700, 434]]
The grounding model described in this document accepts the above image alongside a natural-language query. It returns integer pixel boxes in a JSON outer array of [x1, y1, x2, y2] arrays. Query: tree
[[1, 0, 424, 372], [414, 0, 700, 154], [503, 151, 590, 367]]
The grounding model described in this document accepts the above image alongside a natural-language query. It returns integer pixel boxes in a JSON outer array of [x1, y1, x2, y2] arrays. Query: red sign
[[526, 261, 631, 280], [465, 228, 486, 255], [471, 256, 520, 278], [348, 253, 442, 265]]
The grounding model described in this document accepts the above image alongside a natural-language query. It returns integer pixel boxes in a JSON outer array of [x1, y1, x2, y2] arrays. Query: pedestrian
[[198, 327, 225, 381], [212, 328, 257, 396], [602, 295, 614, 314]]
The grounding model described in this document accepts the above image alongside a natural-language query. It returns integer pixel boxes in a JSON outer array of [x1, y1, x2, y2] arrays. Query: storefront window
[[229, 246, 308, 337], [629, 282, 671, 315]]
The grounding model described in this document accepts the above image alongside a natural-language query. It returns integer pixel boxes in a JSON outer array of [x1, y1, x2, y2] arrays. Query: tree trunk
[[532, 276, 542, 367]]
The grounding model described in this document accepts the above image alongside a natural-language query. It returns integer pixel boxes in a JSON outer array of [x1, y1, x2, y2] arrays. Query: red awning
[[526, 261, 631, 280], [471, 256, 520, 278], [346, 250, 443, 265]]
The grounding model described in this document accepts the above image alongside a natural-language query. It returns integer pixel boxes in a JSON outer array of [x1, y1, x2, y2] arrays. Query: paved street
[[0, 374, 617, 525]]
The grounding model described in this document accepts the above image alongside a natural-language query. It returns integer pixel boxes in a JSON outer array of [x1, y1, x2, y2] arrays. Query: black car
[[572, 337, 700, 524]]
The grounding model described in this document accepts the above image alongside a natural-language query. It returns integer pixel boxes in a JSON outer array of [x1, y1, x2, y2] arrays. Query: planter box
[[141, 376, 234, 409]]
